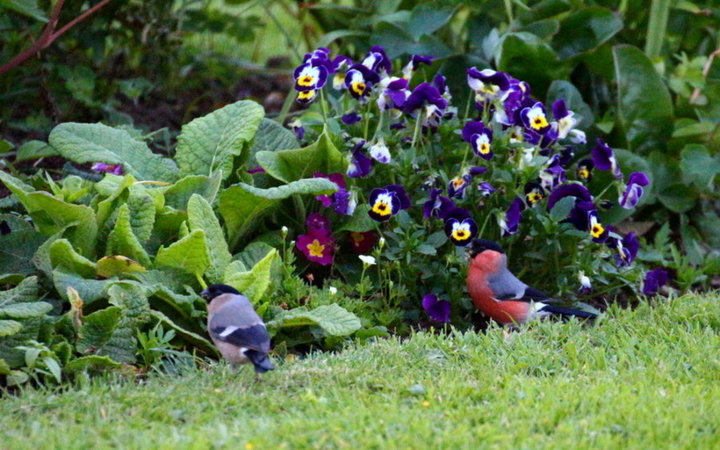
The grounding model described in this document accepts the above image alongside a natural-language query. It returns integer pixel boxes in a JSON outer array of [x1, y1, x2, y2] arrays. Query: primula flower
[[608, 232, 639, 267], [91, 162, 123, 175], [447, 174, 472, 199], [345, 65, 380, 101], [499, 197, 525, 237], [368, 185, 410, 222], [347, 148, 373, 178], [369, 139, 391, 164], [401, 54, 433, 79], [341, 112, 362, 125], [642, 269, 670, 295], [349, 230, 378, 254], [377, 77, 410, 111], [477, 182, 496, 197], [592, 139, 623, 179], [466, 68, 510, 101], [619, 172, 650, 209], [422, 294, 451, 323], [462, 121, 493, 160], [443, 207, 477, 246], [297, 229, 335, 266], [520, 102, 551, 134], [306, 213, 331, 232], [423, 189, 454, 219], [524, 181, 546, 207], [576, 158, 594, 182]]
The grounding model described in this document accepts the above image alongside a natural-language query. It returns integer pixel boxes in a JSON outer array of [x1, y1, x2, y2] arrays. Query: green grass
[[2, 294, 720, 449]]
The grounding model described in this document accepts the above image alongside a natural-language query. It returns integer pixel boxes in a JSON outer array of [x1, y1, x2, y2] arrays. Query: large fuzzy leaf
[[106, 204, 151, 266], [613, 45, 674, 153], [0, 317, 46, 367], [53, 269, 114, 304], [162, 171, 223, 210], [49, 239, 96, 278], [0, 171, 97, 255], [255, 128, 346, 183], [154, 229, 209, 279], [0, 277, 50, 320], [0, 226, 46, 278], [187, 194, 231, 283], [95, 175, 135, 232], [95, 256, 147, 278], [64, 355, 122, 373], [175, 100, 264, 179], [223, 249, 279, 302], [49, 122, 177, 182], [247, 118, 298, 164], [219, 178, 337, 248], [76, 306, 123, 357], [267, 304, 362, 337], [150, 310, 217, 355], [0, 320, 22, 337]]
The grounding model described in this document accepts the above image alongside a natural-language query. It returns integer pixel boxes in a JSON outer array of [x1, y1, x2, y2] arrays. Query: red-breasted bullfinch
[[201, 284, 275, 373], [467, 239, 597, 325]]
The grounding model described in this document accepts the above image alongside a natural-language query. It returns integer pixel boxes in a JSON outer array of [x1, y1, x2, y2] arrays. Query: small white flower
[[579, 272, 591, 289], [328, 286, 338, 295], [378, 237, 386, 249], [369, 139, 391, 164], [281, 226, 289, 236], [359, 255, 376, 266]]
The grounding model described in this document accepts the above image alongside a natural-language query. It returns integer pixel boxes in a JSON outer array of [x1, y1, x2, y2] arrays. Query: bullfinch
[[201, 284, 275, 374], [467, 239, 597, 325]]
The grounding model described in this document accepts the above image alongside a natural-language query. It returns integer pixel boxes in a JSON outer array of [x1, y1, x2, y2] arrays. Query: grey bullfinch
[[201, 284, 275, 373], [467, 239, 597, 325]]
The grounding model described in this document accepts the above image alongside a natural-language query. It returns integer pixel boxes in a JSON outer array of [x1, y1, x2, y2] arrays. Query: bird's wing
[[209, 322, 270, 353], [488, 267, 556, 303]]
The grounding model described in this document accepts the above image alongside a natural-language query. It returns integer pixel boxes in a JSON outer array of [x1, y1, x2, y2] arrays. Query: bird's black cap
[[200, 284, 241, 302], [469, 239, 505, 258]]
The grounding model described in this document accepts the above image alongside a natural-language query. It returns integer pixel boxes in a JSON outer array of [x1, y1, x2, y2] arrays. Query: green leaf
[[49, 122, 177, 182], [0, 320, 22, 337], [256, 128, 347, 183], [0, 171, 98, 255], [106, 204, 151, 266], [370, 21, 452, 59], [49, 239, 96, 278], [267, 304, 362, 337], [0, 276, 39, 307], [552, 7, 623, 59], [415, 244, 437, 256], [96, 256, 147, 278], [496, 32, 566, 96], [127, 191, 156, 244], [95, 174, 135, 232], [0, 226, 46, 277], [234, 241, 275, 270], [613, 45, 674, 153], [338, 204, 376, 233], [15, 140, 58, 162], [150, 310, 217, 355], [546, 80, 594, 128], [76, 306, 123, 355], [248, 118, 298, 163], [219, 178, 337, 248], [658, 184, 697, 213], [53, 269, 114, 304], [162, 171, 223, 210], [64, 355, 122, 373], [175, 100, 265, 179], [0, 317, 46, 367], [187, 195, 232, 283], [407, 3, 455, 41], [0, 0, 47, 21], [680, 144, 720, 191], [0, 302, 52, 319], [224, 249, 279, 303], [154, 229, 209, 279]]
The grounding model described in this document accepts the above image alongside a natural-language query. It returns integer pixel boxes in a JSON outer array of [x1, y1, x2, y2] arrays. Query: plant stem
[[319, 89, 329, 125], [503, 0, 514, 24], [645, 0, 671, 59], [478, 209, 494, 239], [411, 116, 422, 150]]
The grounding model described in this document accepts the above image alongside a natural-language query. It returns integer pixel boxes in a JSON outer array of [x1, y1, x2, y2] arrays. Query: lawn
[[2, 294, 720, 449]]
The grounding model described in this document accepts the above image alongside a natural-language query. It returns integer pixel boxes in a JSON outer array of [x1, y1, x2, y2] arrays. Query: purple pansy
[[478, 182, 496, 197], [619, 172, 650, 209], [422, 294, 451, 323], [361, 46, 392, 75], [345, 64, 380, 101], [462, 121, 494, 160], [520, 102, 551, 135], [588, 210, 609, 243], [559, 147, 575, 167], [369, 139, 391, 164], [444, 207, 478, 246], [609, 232, 639, 267], [576, 158, 594, 183], [467, 68, 510, 101], [402, 54, 433, 79], [499, 197, 525, 237], [341, 112, 362, 125], [289, 118, 305, 141], [447, 174, 472, 199], [377, 77, 410, 111], [91, 162, 124, 175], [540, 157, 567, 192], [592, 139, 623, 179], [552, 99, 581, 139], [332, 188, 357, 216], [423, 189, 455, 219], [642, 269, 670, 295], [294, 63, 328, 92], [547, 183, 593, 211], [524, 181, 546, 207], [368, 185, 410, 222], [402, 82, 448, 113], [347, 148, 373, 178]]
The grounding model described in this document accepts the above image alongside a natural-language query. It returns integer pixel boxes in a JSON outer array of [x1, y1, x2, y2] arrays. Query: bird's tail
[[539, 304, 597, 320], [245, 350, 275, 373]]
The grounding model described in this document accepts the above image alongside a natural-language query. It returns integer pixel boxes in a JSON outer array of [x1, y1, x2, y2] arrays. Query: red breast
[[467, 251, 532, 325]]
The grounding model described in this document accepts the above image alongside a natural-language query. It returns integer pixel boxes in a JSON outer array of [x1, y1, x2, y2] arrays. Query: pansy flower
[[539, 157, 567, 192], [642, 269, 670, 295], [559, 147, 575, 167], [443, 207, 477, 246], [592, 139, 623, 179], [576, 158, 594, 183], [520, 102, 551, 134], [297, 229, 335, 266], [347, 147, 373, 178], [296, 89, 317, 105], [524, 181, 546, 207], [401, 54, 433, 80], [423, 189, 455, 219], [361, 46, 392, 75], [368, 185, 411, 222], [477, 182, 496, 197], [91, 162, 123, 175], [448, 174, 472, 199], [588, 210, 609, 243], [499, 197, 525, 237], [608, 232, 639, 267], [467, 68, 510, 101], [345, 65, 380, 101], [314, 173, 345, 207], [402, 82, 448, 114], [369, 138, 391, 164], [619, 172, 650, 209], [341, 112, 362, 125], [422, 294, 451, 323], [349, 230, 378, 254], [294, 62, 328, 92], [552, 99, 580, 139], [331, 55, 352, 90], [377, 77, 410, 111], [289, 118, 305, 141], [462, 121, 494, 160], [313, 173, 355, 216]]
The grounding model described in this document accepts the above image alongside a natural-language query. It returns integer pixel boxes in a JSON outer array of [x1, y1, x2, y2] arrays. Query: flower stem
[[411, 115, 422, 149], [319, 89, 329, 125], [478, 208, 495, 238]]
